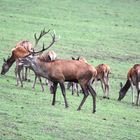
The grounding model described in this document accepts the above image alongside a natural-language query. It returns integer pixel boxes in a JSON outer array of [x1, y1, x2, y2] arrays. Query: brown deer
[[19, 33, 97, 113], [1, 29, 50, 87], [1, 40, 33, 80], [94, 64, 111, 99], [118, 64, 140, 105], [32, 50, 57, 91]]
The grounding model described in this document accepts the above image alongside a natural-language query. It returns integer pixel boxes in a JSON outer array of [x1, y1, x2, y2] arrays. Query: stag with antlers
[[32, 50, 57, 91], [1, 28, 50, 88], [19, 31, 97, 113]]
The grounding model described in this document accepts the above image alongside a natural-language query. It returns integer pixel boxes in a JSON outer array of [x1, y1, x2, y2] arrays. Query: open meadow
[[0, 0, 140, 139]]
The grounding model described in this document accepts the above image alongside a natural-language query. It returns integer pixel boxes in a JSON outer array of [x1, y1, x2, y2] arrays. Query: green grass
[[0, 0, 140, 139]]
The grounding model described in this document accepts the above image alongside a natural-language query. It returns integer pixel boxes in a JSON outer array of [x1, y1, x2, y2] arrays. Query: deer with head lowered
[[118, 64, 140, 105], [1, 29, 50, 87], [17, 29, 57, 91], [1, 40, 33, 81], [19, 32, 97, 113]]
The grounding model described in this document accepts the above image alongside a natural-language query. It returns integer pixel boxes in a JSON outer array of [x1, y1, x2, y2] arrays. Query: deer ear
[[120, 82, 123, 88], [77, 56, 80, 60], [71, 57, 75, 60], [48, 55, 51, 61]]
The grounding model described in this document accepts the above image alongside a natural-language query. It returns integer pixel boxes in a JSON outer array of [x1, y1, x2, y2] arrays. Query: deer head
[[1, 56, 15, 75]]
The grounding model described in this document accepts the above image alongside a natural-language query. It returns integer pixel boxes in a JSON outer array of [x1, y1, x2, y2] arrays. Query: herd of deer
[[1, 29, 140, 113]]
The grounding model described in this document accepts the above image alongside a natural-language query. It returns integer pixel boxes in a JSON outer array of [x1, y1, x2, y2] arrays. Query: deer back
[[39, 50, 57, 62], [29, 58, 96, 83], [12, 41, 33, 59], [127, 64, 140, 85], [96, 64, 110, 79]]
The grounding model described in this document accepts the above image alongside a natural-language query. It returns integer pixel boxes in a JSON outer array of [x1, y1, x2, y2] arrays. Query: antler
[[34, 28, 50, 47], [32, 30, 60, 54]]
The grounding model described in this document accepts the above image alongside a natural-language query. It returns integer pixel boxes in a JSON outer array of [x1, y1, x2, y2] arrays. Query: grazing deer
[[15, 29, 51, 88], [118, 64, 140, 105], [19, 33, 97, 113], [1, 40, 33, 82], [94, 64, 111, 99], [1, 29, 50, 87]]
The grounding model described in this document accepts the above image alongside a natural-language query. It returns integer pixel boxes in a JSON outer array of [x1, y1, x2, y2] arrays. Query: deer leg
[[21, 67, 25, 81], [25, 67, 30, 81], [15, 64, 23, 87], [87, 84, 96, 113], [52, 82, 58, 105], [24, 67, 28, 81], [17, 66, 23, 87], [130, 84, 135, 104], [72, 82, 74, 95], [32, 75, 37, 90], [38, 76, 44, 92], [76, 83, 79, 96], [15, 67, 19, 86], [136, 90, 140, 106], [92, 79, 97, 92], [77, 84, 89, 111], [48, 80, 54, 94], [101, 80, 106, 98], [103, 77, 110, 99], [67, 82, 71, 90], [59, 82, 69, 108]]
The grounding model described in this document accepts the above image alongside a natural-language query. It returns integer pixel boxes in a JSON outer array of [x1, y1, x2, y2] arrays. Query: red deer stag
[[19, 34, 97, 113], [1, 29, 50, 87], [16, 29, 51, 88], [118, 64, 140, 105], [32, 50, 57, 91], [94, 64, 111, 99]]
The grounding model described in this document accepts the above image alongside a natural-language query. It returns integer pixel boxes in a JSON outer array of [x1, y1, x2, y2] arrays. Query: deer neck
[[7, 55, 16, 68], [119, 80, 131, 99], [31, 57, 50, 78]]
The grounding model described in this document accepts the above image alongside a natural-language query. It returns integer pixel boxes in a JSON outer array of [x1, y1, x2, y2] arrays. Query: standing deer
[[32, 50, 57, 91], [19, 32, 97, 113], [94, 64, 111, 99], [118, 64, 140, 105], [1, 29, 50, 87]]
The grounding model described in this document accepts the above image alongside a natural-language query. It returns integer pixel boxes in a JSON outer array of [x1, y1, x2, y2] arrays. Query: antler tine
[[34, 28, 50, 47], [31, 29, 59, 55], [44, 30, 59, 50]]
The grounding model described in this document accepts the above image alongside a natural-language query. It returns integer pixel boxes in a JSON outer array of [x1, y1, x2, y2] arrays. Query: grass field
[[0, 0, 140, 139]]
